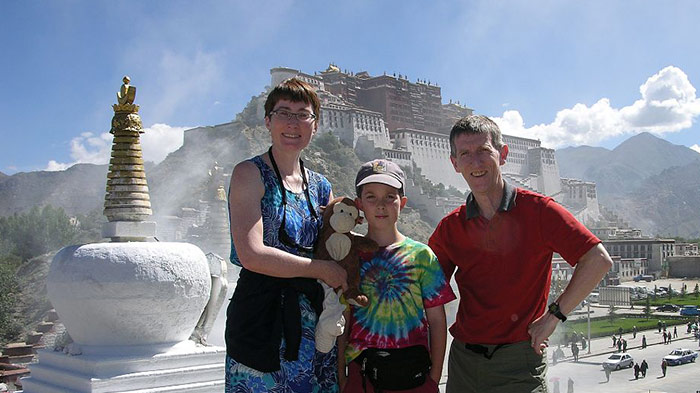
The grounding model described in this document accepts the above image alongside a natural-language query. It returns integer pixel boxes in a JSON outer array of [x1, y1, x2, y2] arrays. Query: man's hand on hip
[[527, 313, 559, 355]]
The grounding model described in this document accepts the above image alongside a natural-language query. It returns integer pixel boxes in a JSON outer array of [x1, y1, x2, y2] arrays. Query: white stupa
[[21, 77, 227, 392]]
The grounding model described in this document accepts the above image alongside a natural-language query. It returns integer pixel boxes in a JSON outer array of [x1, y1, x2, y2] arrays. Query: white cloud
[[140, 124, 189, 163], [45, 132, 112, 171], [493, 66, 700, 148], [45, 160, 70, 171], [691, 144, 700, 154], [45, 124, 189, 171]]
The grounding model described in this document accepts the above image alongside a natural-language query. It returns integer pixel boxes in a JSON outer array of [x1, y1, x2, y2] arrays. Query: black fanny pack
[[358, 345, 432, 391]]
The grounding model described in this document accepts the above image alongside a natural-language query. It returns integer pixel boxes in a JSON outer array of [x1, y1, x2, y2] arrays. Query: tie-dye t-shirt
[[344, 237, 456, 363]]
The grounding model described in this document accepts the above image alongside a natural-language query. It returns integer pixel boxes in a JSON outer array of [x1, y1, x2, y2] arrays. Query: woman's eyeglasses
[[268, 147, 318, 254], [270, 109, 317, 123]]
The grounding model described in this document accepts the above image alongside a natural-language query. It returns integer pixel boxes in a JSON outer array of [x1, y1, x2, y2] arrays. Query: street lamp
[[585, 300, 591, 354]]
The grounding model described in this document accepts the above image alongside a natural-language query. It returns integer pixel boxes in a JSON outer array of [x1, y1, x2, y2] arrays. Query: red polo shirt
[[428, 183, 600, 344]]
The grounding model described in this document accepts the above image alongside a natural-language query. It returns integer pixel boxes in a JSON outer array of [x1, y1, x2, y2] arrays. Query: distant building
[[559, 178, 600, 224], [591, 227, 642, 240], [602, 237, 675, 273], [318, 101, 391, 149], [391, 128, 463, 189], [674, 242, 699, 256], [614, 257, 648, 281], [667, 255, 700, 277], [270, 66, 324, 91], [318, 65, 444, 134], [552, 257, 575, 282], [441, 101, 474, 132]]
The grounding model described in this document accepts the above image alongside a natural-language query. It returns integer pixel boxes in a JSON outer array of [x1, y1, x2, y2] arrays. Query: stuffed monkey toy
[[314, 197, 378, 352], [316, 196, 378, 306]]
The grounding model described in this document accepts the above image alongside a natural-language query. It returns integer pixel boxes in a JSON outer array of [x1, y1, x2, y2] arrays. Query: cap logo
[[372, 161, 387, 173]]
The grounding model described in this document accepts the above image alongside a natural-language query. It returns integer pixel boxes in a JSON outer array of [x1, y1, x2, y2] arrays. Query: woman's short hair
[[264, 78, 321, 118], [449, 115, 504, 156]]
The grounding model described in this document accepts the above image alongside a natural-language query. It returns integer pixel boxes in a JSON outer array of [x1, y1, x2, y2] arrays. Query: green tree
[[694, 283, 699, 298], [73, 207, 106, 243], [0, 205, 81, 261], [681, 284, 687, 298], [643, 296, 652, 320], [0, 259, 22, 345], [608, 304, 617, 325]]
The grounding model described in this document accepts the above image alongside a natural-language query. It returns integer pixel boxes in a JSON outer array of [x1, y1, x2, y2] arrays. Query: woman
[[225, 78, 348, 392]]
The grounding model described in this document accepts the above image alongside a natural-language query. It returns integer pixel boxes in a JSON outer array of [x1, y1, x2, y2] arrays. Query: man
[[571, 342, 579, 362], [661, 359, 667, 377], [429, 115, 612, 392]]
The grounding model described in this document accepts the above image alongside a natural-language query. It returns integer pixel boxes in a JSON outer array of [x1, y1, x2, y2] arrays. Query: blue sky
[[2, 1, 699, 174]]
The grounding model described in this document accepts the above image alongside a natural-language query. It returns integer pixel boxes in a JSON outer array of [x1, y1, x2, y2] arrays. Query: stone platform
[[21, 341, 225, 392]]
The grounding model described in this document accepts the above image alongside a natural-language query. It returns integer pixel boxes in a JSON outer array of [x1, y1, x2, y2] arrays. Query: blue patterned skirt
[[225, 295, 339, 393]]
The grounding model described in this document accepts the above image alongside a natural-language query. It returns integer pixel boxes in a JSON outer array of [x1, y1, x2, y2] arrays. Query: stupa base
[[102, 221, 156, 241], [21, 341, 225, 393]]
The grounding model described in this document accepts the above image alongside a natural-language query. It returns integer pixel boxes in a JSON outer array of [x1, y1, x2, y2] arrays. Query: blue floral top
[[230, 155, 332, 264]]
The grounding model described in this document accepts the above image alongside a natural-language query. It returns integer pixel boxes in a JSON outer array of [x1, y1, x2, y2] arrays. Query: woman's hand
[[315, 259, 348, 291]]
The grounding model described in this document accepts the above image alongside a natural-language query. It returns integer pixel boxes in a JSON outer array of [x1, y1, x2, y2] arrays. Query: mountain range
[[0, 164, 108, 217], [556, 132, 700, 198], [556, 132, 700, 237]]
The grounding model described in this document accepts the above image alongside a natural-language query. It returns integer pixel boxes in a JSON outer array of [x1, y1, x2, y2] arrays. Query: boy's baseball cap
[[355, 159, 405, 196]]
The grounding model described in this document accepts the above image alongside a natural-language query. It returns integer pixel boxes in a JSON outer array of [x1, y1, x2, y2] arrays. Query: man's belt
[[463, 343, 506, 360]]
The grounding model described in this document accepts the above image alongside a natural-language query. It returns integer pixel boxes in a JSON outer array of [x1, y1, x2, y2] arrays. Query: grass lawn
[[559, 315, 693, 340], [635, 295, 700, 307]]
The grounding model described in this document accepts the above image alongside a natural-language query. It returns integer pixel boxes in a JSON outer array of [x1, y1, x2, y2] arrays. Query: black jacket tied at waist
[[225, 268, 324, 372]]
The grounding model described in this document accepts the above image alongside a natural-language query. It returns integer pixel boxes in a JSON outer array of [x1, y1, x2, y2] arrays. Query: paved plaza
[[436, 325, 700, 392]]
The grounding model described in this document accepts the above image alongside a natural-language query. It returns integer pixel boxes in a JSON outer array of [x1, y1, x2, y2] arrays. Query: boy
[[338, 159, 456, 393]]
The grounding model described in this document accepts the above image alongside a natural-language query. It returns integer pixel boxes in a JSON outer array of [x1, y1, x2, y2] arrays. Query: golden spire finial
[[113, 75, 139, 113]]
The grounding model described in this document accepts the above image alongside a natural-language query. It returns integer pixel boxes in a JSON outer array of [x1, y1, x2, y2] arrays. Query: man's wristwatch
[[548, 302, 567, 322]]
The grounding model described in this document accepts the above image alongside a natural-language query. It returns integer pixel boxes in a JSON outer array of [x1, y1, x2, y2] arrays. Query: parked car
[[680, 306, 700, 316], [602, 353, 634, 370], [635, 286, 649, 294], [633, 274, 654, 282], [663, 349, 698, 365], [587, 292, 600, 303], [656, 304, 680, 312]]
